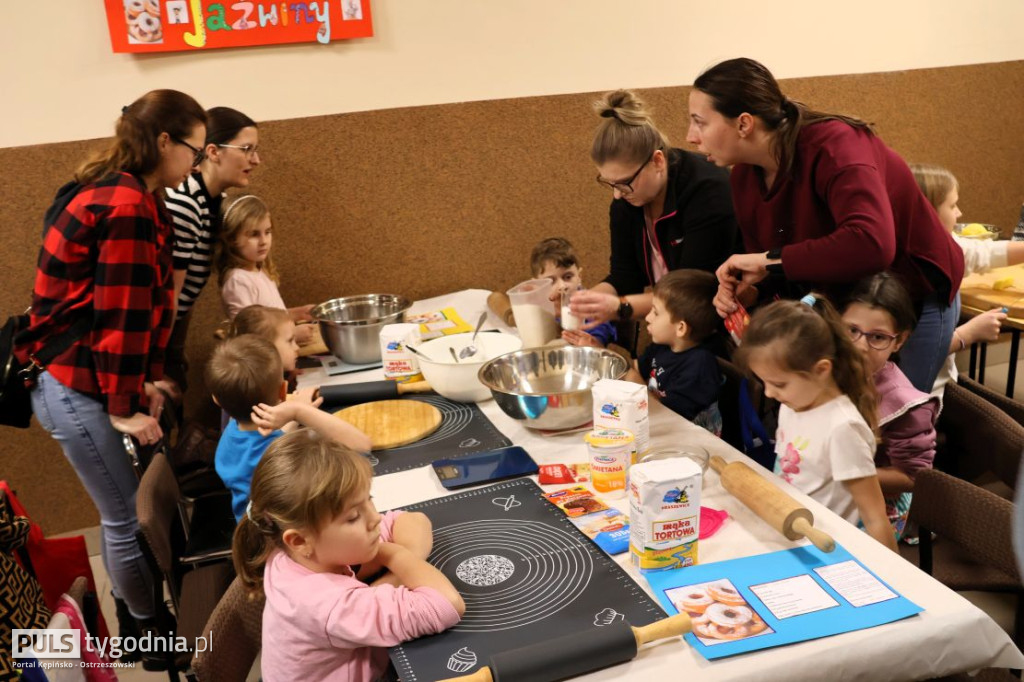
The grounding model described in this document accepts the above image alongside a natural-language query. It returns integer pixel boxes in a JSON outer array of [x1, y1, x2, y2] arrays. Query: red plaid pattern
[[16, 173, 175, 416]]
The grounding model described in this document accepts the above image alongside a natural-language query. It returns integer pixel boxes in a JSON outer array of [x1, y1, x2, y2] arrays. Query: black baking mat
[[389, 478, 665, 682], [322, 394, 512, 476]]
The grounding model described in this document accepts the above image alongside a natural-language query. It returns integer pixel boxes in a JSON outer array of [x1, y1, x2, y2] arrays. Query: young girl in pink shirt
[[234, 430, 465, 682], [841, 273, 939, 540], [215, 194, 316, 344]]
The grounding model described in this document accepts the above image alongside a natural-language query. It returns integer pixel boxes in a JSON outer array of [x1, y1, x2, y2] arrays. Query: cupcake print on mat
[[667, 579, 773, 644], [125, 0, 163, 43]]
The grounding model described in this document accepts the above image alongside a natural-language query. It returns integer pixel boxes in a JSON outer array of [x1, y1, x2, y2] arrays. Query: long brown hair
[[736, 295, 878, 433], [233, 430, 373, 593], [591, 89, 669, 166], [692, 58, 873, 175], [844, 272, 918, 336], [75, 89, 206, 186], [215, 194, 280, 286]]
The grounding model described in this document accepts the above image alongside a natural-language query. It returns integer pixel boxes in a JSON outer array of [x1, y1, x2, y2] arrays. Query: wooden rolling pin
[[318, 380, 432, 407], [710, 455, 836, 553], [487, 291, 516, 327], [438, 613, 691, 682]]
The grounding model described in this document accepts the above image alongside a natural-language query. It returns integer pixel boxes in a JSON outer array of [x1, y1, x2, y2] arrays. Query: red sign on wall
[[105, 0, 373, 53]]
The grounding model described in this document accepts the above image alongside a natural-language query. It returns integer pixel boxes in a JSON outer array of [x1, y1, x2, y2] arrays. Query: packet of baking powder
[[537, 463, 590, 485], [543, 486, 629, 554], [724, 302, 751, 346]]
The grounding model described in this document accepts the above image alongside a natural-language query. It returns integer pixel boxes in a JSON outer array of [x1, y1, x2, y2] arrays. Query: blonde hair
[[205, 334, 283, 422], [233, 430, 373, 593], [909, 163, 958, 211], [230, 305, 292, 343], [591, 90, 669, 166], [215, 194, 280, 286], [736, 296, 878, 434]]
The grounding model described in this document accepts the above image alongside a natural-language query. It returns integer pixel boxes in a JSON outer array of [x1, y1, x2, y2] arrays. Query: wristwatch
[[617, 297, 634, 321], [765, 247, 784, 276]]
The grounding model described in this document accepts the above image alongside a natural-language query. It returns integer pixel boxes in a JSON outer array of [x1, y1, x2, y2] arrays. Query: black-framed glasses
[[217, 143, 260, 158], [596, 148, 660, 194], [172, 136, 205, 166], [847, 324, 900, 351]]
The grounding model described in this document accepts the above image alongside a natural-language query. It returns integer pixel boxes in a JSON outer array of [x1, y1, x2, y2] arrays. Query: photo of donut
[[667, 579, 773, 645], [125, 0, 164, 44]]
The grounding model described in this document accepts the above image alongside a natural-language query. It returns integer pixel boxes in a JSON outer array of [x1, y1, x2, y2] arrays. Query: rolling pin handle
[[632, 613, 692, 649], [791, 517, 836, 553], [436, 666, 494, 682], [709, 455, 728, 474]]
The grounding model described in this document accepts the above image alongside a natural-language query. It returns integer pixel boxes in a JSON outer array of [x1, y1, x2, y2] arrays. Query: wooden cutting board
[[960, 264, 1024, 317], [334, 400, 442, 450]]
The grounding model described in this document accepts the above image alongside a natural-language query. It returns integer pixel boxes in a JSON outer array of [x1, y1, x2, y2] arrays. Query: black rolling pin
[[438, 613, 691, 682], [318, 380, 432, 406]]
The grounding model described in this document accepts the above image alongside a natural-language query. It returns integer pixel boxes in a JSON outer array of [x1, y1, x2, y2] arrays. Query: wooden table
[[298, 289, 1024, 681], [959, 264, 1024, 397]]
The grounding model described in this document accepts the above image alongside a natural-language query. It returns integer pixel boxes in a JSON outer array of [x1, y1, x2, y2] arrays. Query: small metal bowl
[[478, 346, 629, 430], [311, 294, 412, 364]]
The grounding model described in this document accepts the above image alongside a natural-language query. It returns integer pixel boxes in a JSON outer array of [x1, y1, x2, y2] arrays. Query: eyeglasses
[[596, 148, 660, 194], [171, 136, 206, 166], [847, 324, 900, 351], [217, 143, 260, 158]]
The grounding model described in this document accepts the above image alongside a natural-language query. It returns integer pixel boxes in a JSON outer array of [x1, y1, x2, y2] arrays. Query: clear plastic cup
[[560, 288, 581, 331]]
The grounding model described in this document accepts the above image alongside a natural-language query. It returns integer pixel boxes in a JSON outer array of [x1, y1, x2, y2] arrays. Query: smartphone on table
[[432, 446, 539, 490]]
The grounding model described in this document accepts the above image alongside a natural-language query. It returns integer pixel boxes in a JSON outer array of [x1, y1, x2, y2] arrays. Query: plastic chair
[[191, 577, 265, 682], [936, 380, 1024, 491], [136, 451, 235, 678], [901, 469, 1022, 653]]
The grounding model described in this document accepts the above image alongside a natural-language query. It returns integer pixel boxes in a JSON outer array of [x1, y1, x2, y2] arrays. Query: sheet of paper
[[814, 560, 897, 607], [749, 574, 839, 619]]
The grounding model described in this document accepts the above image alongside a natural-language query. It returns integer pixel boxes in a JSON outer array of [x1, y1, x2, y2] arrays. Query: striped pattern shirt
[[164, 173, 223, 318], [15, 173, 176, 416]]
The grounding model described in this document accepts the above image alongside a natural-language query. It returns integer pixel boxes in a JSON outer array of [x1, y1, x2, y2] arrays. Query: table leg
[[979, 343, 987, 384], [1007, 330, 1020, 398], [969, 343, 978, 379]]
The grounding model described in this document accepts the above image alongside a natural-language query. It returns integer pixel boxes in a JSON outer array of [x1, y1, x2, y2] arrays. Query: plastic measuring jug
[[507, 278, 560, 348]]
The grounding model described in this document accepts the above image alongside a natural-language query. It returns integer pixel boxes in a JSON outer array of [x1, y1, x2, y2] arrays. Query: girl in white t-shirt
[[215, 194, 316, 344], [737, 294, 898, 552]]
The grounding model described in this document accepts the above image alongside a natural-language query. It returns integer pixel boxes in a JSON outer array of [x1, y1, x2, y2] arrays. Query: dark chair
[[191, 577, 265, 682], [716, 357, 767, 452], [136, 451, 236, 679], [900, 469, 1022, 653], [935, 380, 1024, 491], [958, 375, 1024, 426]]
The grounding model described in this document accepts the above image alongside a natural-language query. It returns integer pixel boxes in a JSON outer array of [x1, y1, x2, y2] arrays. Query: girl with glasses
[[15, 89, 207, 661], [690, 58, 964, 395], [568, 89, 738, 333], [163, 106, 262, 394], [841, 273, 939, 541]]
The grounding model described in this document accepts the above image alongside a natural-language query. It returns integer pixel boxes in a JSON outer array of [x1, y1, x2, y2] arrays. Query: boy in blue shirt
[[205, 334, 371, 520]]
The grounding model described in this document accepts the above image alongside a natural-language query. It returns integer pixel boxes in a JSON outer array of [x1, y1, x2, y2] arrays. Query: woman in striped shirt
[[164, 106, 261, 391]]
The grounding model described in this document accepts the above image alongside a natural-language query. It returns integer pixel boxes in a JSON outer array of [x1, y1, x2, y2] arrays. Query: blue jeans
[[31, 371, 155, 619], [898, 293, 960, 393]]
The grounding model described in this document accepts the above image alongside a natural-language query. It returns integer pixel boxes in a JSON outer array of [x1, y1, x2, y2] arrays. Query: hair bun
[[599, 109, 617, 119]]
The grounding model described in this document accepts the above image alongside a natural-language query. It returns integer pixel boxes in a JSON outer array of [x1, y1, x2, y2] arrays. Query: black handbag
[[0, 313, 90, 429]]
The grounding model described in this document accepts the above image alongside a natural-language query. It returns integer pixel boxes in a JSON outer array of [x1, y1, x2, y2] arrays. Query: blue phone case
[[432, 446, 539, 489]]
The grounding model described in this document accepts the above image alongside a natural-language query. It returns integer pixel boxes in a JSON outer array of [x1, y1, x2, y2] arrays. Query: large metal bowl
[[311, 294, 412, 364], [478, 346, 629, 430]]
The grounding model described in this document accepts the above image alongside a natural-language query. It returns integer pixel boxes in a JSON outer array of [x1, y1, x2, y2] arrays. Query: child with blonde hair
[[234, 430, 464, 681], [231, 304, 300, 374], [215, 194, 316, 344], [206, 334, 370, 520], [737, 295, 897, 551]]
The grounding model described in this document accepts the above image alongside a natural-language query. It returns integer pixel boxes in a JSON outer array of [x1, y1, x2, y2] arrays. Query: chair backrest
[[938, 380, 1024, 489], [191, 577, 265, 682], [908, 468, 1019, 582], [716, 357, 766, 451], [957, 375, 1024, 426], [135, 451, 182, 576]]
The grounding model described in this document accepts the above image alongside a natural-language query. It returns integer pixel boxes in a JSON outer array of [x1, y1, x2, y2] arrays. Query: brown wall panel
[[2, 61, 1022, 533]]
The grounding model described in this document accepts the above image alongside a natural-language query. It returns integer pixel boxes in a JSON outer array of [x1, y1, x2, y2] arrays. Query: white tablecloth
[[298, 289, 1024, 682]]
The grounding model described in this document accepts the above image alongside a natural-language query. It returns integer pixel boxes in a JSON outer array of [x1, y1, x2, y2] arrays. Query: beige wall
[[5, 0, 1024, 148]]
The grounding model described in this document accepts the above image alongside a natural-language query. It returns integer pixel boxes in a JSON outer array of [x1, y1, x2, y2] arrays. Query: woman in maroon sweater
[[686, 58, 963, 392]]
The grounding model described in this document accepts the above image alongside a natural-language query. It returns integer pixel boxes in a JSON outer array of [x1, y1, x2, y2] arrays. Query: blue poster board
[[645, 544, 922, 660]]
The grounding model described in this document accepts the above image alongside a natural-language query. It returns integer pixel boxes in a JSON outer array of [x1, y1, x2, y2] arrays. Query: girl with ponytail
[[689, 58, 964, 394], [235, 430, 464, 681], [736, 294, 898, 552], [568, 89, 738, 332]]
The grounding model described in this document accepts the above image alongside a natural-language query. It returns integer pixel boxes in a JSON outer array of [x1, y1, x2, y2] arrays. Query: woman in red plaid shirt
[[15, 89, 206, 656]]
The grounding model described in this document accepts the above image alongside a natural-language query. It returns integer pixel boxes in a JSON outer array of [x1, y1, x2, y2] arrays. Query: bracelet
[[953, 331, 967, 352]]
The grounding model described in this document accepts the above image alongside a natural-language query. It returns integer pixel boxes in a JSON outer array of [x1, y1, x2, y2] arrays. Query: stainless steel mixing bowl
[[478, 346, 629, 430], [311, 294, 412, 364]]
